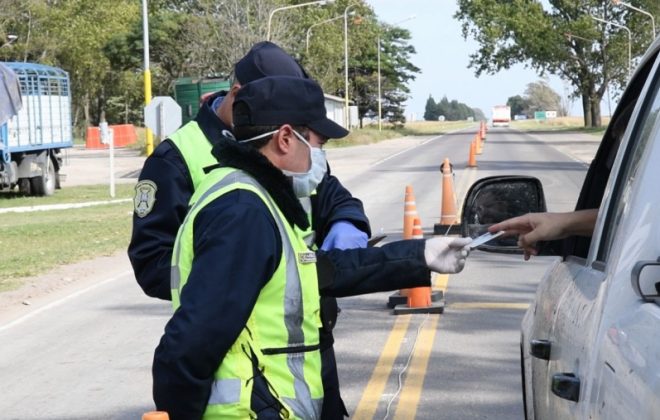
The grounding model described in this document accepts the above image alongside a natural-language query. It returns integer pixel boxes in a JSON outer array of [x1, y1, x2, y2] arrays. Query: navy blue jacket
[[152, 138, 431, 420], [128, 93, 371, 301]]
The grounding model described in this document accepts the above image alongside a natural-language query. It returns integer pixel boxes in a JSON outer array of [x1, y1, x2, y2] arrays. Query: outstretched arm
[[317, 237, 471, 297], [488, 209, 598, 260]]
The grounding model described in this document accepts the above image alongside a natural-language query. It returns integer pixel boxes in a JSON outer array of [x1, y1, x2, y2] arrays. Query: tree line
[[0, 0, 419, 136], [456, 0, 659, 127], [423, 95, 485, 121], [507, 80, 567, 118]]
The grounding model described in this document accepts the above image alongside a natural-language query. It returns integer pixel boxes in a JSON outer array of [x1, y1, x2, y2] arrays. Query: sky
[[365, 0, 591, 120]]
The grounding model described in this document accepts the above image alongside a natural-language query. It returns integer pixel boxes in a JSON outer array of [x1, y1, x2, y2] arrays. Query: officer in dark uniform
[[129, 42, 369, 419], [152, 75, 472, 419]]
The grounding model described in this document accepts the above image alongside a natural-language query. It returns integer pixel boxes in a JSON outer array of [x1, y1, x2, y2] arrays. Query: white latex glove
[[424, 237, 472, 274]]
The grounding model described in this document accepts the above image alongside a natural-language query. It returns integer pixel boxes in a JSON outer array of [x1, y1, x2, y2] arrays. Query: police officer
[[129, 42, 369, 418], [152, 75, 471, 419]]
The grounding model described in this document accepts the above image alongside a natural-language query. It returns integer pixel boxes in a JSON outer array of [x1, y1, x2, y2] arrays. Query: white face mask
[[282, 130, 327, 198], [240, 128, 327, 198]]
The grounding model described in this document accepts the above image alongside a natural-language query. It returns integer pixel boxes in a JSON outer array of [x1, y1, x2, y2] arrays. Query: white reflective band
[[208, 378, 241, 405]]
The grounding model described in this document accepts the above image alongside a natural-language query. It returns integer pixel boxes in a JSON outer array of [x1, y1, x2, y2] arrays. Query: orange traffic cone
[[143, 412, 169, 420], [406, 286, 433, 308], [411, 217, 423, 239], [476, 133, 483, 154], [392, 217, 444, 315], [388, 186, 419, 308], [440, 158, 457, 226], [403, 185, 418, 240], [468, 140, 477, 168]]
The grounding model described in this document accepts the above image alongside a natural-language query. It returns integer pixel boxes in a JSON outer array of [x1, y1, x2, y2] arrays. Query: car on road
[[461, 35, 660, 419]]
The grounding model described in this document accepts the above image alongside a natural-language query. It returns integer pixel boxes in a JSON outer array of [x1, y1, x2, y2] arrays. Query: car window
[[596, 54, 660, 263], [563, 48, 660, 259]]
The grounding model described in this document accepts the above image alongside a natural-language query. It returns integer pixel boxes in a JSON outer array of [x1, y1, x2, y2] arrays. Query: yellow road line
[[433, 273, 449, 294], [393, 314, 440, 419], [449, 302, 530, 310], [353, 314, 412, 420]]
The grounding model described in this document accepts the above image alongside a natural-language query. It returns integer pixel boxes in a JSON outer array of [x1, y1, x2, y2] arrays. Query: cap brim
[[308, 118, 349, 139]]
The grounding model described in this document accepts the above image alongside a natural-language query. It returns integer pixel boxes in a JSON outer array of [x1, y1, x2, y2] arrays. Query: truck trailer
[[491, 105, 511, 127], [0, 62, 73, 196]]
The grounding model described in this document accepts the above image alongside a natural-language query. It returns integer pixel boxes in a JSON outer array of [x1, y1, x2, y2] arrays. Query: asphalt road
[[0, 127, 600, 419]]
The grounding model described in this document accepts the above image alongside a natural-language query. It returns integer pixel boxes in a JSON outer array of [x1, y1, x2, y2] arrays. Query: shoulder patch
[[134, 180, 158, 218]]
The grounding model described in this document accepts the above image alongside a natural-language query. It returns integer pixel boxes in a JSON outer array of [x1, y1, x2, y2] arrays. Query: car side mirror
[[460, 176, 547, 252], [631, 259, 660, 304]]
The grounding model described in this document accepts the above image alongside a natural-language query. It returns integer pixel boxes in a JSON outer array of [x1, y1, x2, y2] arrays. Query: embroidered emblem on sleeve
[[134, 180, 157, 218]]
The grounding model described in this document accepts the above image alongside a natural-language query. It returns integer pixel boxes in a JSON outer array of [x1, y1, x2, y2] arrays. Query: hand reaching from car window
[[488, 209, 599, 260]]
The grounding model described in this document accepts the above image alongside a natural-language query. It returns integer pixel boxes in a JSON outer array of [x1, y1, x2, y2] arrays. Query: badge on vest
[[134, 180, 157, 218], [298, 251, 317, 264]]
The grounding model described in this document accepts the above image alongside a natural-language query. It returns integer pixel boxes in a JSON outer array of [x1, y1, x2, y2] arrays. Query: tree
[[524, 80, 561, 114], [455, 0, 659, 127], [472, 108, 486, 121], [298, 0, 419, 127], [0, 0, 420, 133], [424, 95, 438, 120], [431, 95, 476, 121], [1, 0, 140, 133], [507, 95, 529, 117], [436, 96, 450, 119]]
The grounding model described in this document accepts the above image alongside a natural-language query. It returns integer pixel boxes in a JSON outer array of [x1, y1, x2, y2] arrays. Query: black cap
[[234, 41, 309, 85], [233, 76, 349, 140]]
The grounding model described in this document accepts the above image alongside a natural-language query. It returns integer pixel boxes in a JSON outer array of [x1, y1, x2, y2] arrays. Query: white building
[[324, 93, 358, 129]]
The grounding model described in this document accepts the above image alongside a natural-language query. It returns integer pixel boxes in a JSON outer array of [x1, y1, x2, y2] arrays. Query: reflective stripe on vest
[[171, 169, 323, 419], [167, 121, 218, 190]]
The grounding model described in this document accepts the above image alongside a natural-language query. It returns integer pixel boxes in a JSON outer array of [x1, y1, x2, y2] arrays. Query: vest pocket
[[246, 345, 291, 419]]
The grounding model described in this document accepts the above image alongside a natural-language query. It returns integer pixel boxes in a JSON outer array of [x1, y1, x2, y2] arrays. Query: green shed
[[174, 77, 231, 125]]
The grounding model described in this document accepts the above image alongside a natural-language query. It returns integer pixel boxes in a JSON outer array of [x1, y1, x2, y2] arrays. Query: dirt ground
[[60, 144, 146, 187]]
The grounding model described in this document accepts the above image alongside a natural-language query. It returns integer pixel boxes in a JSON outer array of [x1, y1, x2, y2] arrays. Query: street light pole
[[343, 4, 358, 129], [142, 0, 154, 156], [592, 16, 632, 79], [267, 0, 333, 42], [306, 15, 344, 55], [377, 35, 381, 131], [612, 0, 656, 41]]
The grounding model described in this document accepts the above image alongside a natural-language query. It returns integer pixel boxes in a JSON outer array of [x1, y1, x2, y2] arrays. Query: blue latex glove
[[321, 221, 368, 251]]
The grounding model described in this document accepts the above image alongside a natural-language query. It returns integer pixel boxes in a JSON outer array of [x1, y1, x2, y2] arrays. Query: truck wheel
[[30, 164, 56, 196], [18, 178, 31, 195]]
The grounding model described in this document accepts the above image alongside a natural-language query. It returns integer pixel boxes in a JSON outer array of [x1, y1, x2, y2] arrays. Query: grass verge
[[327, 121, 476, 148], [131, 122, 477, 151], [0, 184, 135, 292], [0, 184, 135, 208], [510, 116, 609, 137]]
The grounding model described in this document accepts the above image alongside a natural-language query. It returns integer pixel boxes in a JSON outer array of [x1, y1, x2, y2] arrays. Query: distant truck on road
[[0, 62, 73, 196], [491, 105, 511, 127]]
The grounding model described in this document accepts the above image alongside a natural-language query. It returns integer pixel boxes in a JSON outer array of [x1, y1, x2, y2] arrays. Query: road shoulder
[[0, 251, 132, 328]]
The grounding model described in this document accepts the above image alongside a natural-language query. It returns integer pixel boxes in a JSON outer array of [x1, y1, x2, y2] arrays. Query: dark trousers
[[320, 345, 348, 419]]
